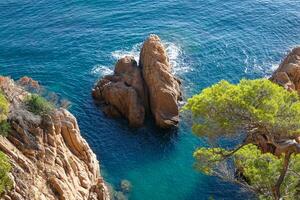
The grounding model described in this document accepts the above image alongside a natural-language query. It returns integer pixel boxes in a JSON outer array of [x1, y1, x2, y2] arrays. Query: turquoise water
[[1, 1, 300, 199]]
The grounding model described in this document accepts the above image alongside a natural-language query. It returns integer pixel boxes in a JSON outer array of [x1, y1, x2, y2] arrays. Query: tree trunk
[[272, 151, 292, 200]]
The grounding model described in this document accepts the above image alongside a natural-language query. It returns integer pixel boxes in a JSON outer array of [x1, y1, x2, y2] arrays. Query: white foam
[[111, 43, 141, 63], [270, 63, 279, 71], [164, 42, 187, 74], [91, 65, 113, 76], [111, 41, 192, 75], [244, 60, 280, 78]]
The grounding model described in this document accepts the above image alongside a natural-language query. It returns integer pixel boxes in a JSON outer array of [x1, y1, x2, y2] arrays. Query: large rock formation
[[0, 77, 110, 200], [92, 35, 182, 128], [92, 56, 146, 127], [139, 35, 182, 128], [270, 47, 300, 93]]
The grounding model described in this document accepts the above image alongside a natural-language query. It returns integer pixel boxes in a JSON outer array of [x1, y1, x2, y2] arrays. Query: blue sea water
[[1, 0, 300, 199]]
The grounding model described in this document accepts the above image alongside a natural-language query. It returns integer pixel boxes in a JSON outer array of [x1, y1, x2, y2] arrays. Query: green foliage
[[0, 151, 12, 195], [193, 147, 229, 175], [282, 154, 300, 200], [184, 79, 300, 199], [183, 79, 300, 139], [0, 91, 10, 137], [234, 144, 282, 199], [0, 121, 11, 137], [0, 91, 9, 122], [24, 94, 54, 115], [194, 144, 300, 200]]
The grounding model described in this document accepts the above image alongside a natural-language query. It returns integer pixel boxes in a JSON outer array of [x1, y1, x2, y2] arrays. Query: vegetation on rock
[[0, 91, 10, 137], [24, 94, 54, 115], [183, 79, 300, 200], [0, 151, 12, 195], [0, 91, 9, 122], [0, 121, 11, 137]]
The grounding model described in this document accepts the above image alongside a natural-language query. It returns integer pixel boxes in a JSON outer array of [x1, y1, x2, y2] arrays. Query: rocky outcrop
[[139, 35, 182, 128], [92, 56, 146, 127], [268, 47, 300, 155], [0, 77, 110, 200], [93, 35, 182, 128], [270, 47, 300, 93]]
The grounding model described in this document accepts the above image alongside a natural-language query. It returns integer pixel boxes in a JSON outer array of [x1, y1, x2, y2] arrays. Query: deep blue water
[[1, 1, 300, 199]]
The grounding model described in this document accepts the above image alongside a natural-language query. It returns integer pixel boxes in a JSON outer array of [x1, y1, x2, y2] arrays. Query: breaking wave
[[90, 65, 114, 76], [111, 41, 192, 75]]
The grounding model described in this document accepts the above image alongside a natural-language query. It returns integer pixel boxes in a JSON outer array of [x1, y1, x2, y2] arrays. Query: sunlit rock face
[[0, 77, 110, 200], [93, 35, 182, 129], [139, 34, 182, 128], [270, 47, 300, 93], [92, 56, 146, 127]]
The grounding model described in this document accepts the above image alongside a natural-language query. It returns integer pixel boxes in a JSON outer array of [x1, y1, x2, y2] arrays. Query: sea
[[1, 0, 300, 199]]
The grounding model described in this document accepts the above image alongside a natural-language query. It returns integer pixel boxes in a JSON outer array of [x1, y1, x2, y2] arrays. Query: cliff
[[92, 35, 182, 128], [0, 77, 110, 200]]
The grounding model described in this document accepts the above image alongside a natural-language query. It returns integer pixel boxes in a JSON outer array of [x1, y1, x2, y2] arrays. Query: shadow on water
[[93, 98, 179, 140], [82, 99, 181, 183], [185, 175, 256, 200]]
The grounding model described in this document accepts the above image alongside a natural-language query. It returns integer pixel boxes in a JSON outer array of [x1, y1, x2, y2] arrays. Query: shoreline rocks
[[270, 47, 300, 93], [92, 35, 182, 129]]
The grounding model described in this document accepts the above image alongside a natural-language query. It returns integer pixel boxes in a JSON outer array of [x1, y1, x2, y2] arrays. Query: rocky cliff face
[[92, 35, 182, 128], [270, 47, 300, 93], [0, 77, 110, 200]]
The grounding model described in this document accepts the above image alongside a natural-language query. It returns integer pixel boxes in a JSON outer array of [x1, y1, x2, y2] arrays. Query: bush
[[24, 94, 54, 115], [0, 91, 10, 137], [0, 121, 11, 137], [0, 151, 12, 195], [0, 91, 9, 122]]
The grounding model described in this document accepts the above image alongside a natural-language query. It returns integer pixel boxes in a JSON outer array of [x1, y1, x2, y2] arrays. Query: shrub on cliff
[[183, 79, 300, 200], [0, 91, 11, 137], [0, 151, 12, 195], [0, 121, 11, 137], [25, 94, 54, 115], [0, 91, 9, 122]]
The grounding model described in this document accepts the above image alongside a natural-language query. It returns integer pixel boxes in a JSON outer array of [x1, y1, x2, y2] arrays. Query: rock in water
[[93, 35, 182, 129], [139, 34, 182, 128], [270, 47, 300, 93], [93, 56, 146, 127], [0, 77, 110, 200], [120, 179, 132, 193]]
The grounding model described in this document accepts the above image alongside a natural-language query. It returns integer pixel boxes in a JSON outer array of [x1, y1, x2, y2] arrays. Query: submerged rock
[[140, 34, 182, 128], [0, 77, 110, 200], [120, 179, 132, 193], [270, 47, 300, 93], [93, 35, 182, 129]]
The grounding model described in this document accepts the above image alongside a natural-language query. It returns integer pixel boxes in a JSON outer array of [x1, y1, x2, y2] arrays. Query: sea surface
[[1, 1, 300, 199]]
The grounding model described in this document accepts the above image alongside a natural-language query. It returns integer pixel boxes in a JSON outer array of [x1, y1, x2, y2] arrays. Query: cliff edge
[[0, 77, 110, 200]]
